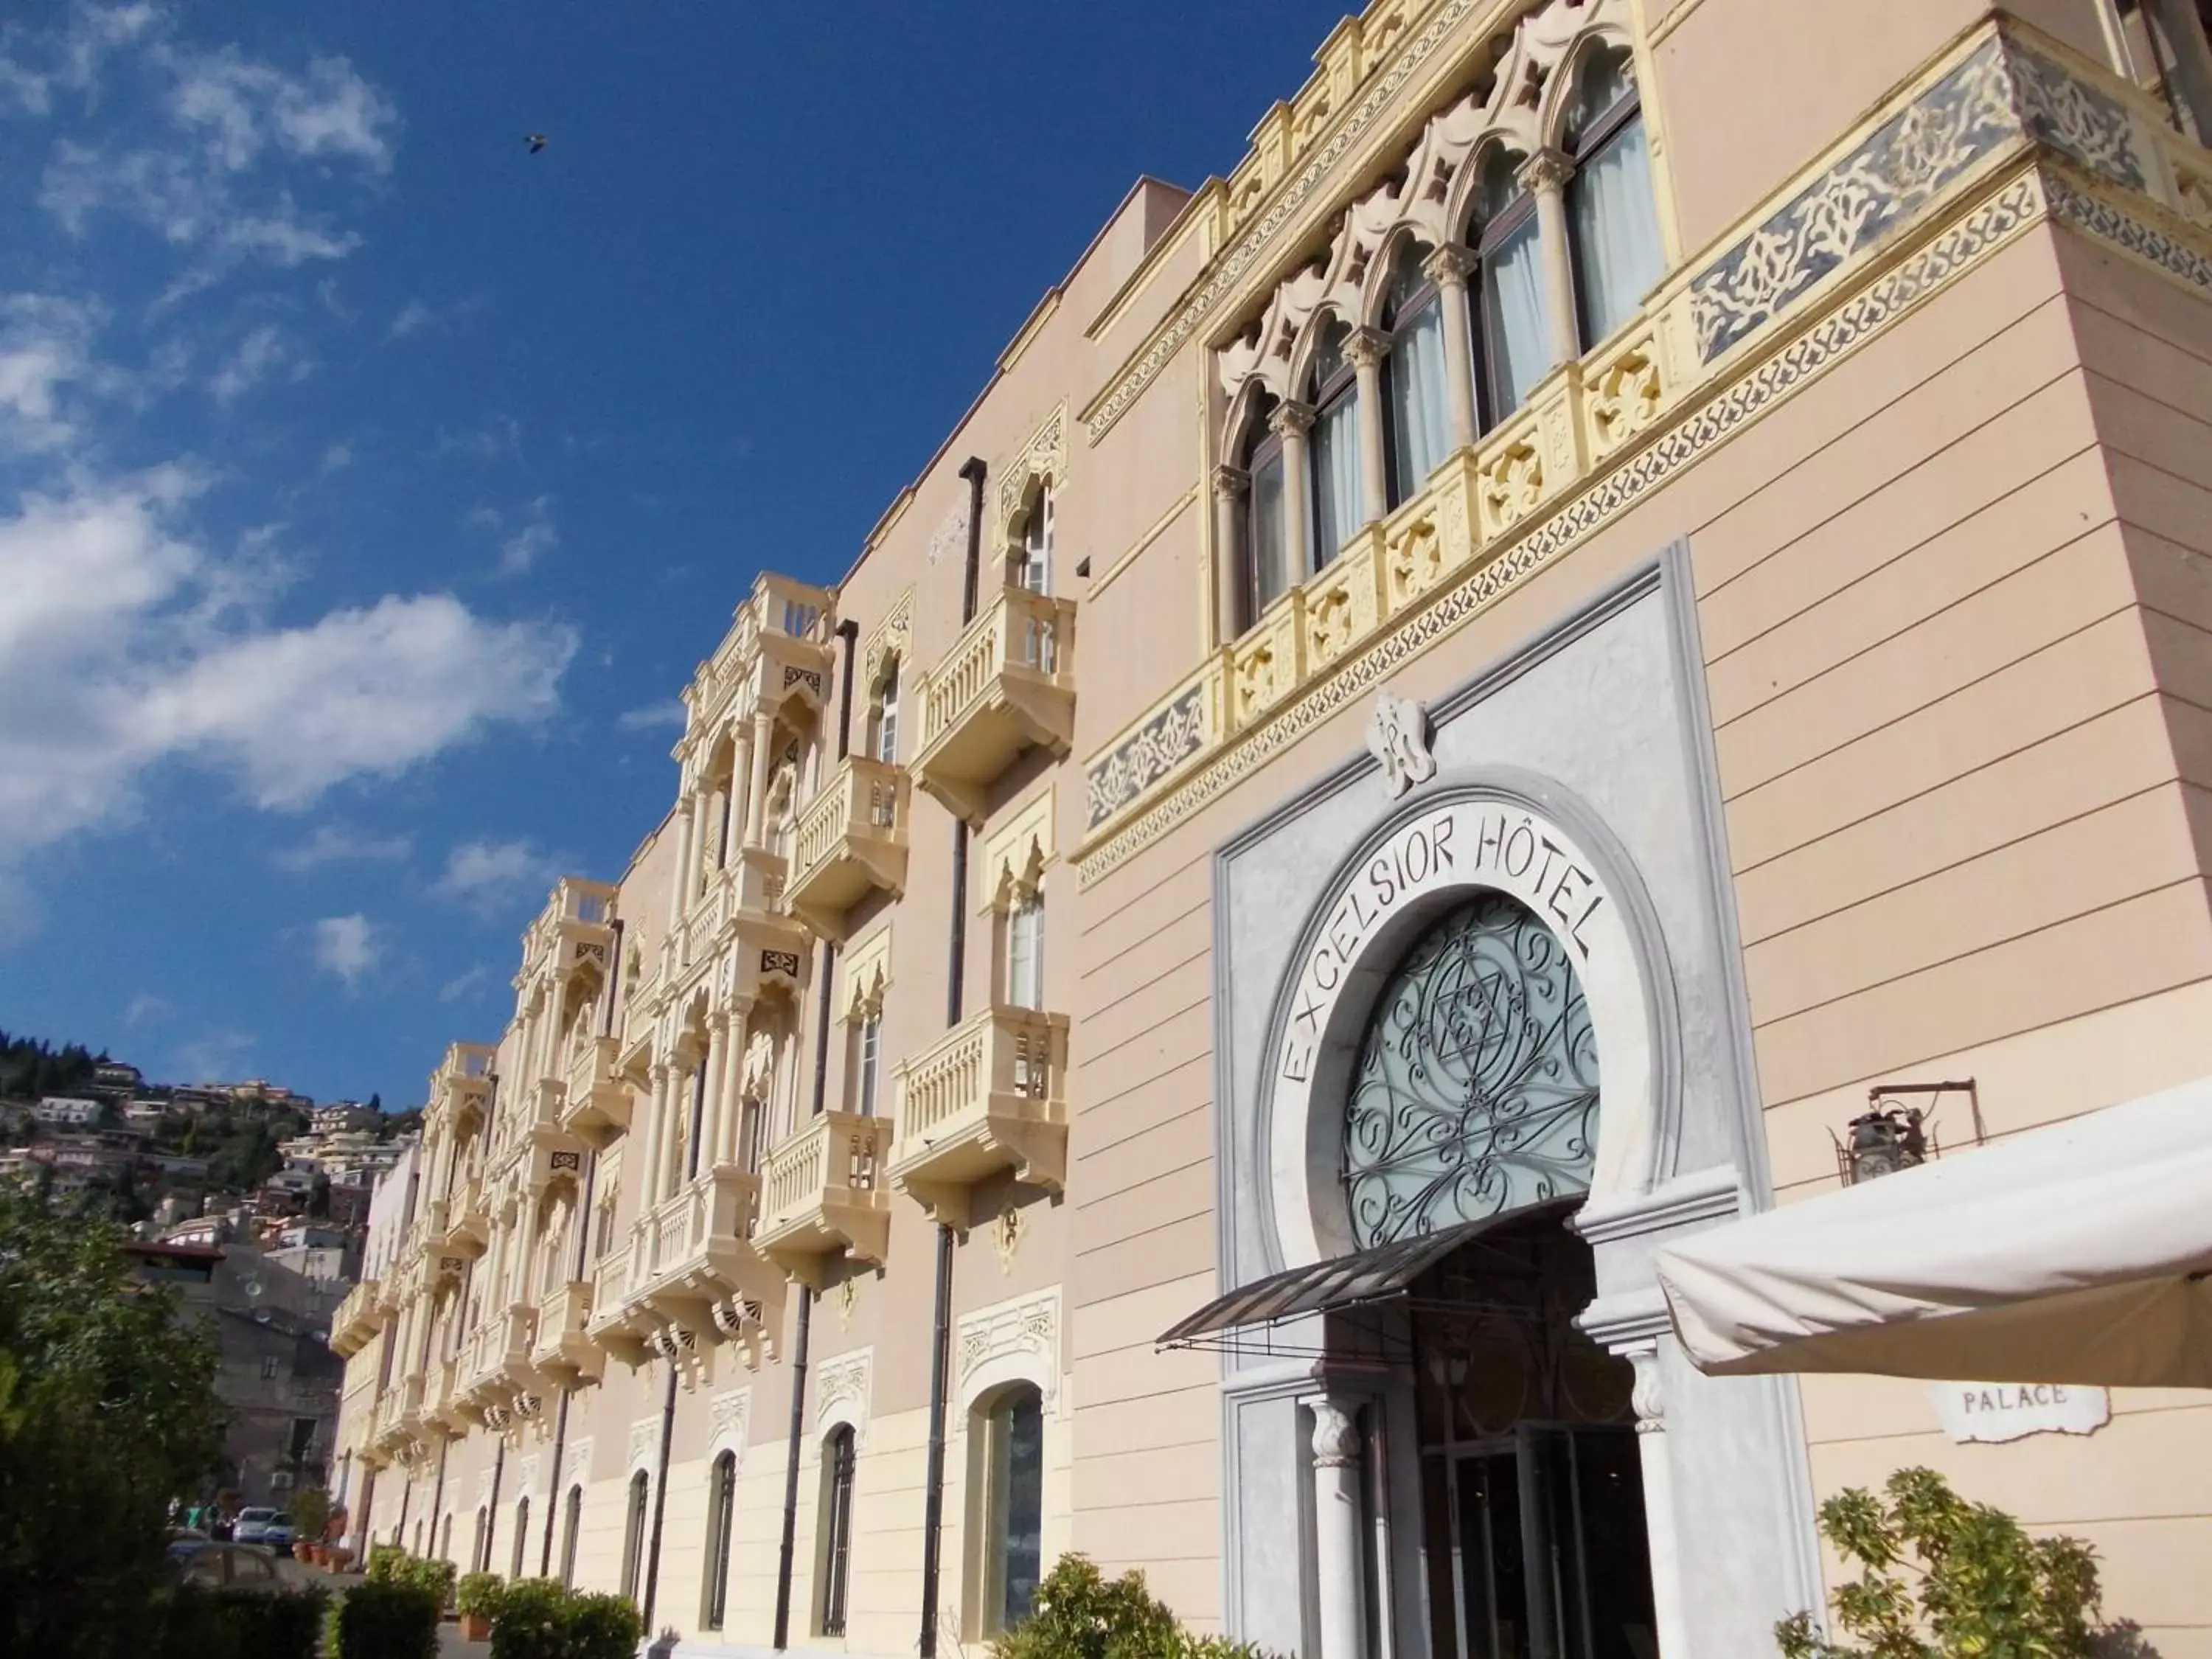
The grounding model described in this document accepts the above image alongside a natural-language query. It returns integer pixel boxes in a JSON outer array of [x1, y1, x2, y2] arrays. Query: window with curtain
[[511, 1497, 529, 1579], [703, 1451, 737, 1630], [975, 1385, 1046, 1633], [857, 1012, 881, 1118], [1307, 320, 1362, 563], [1472, 148, 1551, 423], [621, 1471, 650, 1603], [874, 665, 899, 762], [818, 1427, 858, 1637], [1019, 485, 1054, 594], [1243, 401, 1290, 623], [560, 1486, 583, 1588], [1565, 45, 1665, 348], [1382, 240, 1451, 507], [1006, 891, 1044, 1011]]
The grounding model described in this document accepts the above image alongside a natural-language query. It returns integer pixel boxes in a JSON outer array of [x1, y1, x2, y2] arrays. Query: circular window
[[1341, 890, 1599, 1247]]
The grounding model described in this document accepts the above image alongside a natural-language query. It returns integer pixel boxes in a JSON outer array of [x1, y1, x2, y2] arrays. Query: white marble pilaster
[[1307, 1397, 1368, 1659]]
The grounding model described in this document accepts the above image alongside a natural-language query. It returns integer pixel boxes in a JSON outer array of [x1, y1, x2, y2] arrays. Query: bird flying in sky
[[526, 133, 548, 153]]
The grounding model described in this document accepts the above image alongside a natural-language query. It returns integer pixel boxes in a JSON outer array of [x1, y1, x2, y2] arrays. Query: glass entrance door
[[1445, 1425, 1655, 1659]]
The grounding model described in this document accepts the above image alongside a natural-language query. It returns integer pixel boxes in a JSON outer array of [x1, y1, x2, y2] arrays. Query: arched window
[[816, 1425, 857, 1636], [620, 1470, 650, 1604], [1471, 149, 1551, 425], [1306, 319, 1362, 566], [560, 1485, 583, 1589], [702, 1450, 738, 1630], [511, 1495, 529, 1579], [855, 1008, 882, 1119], [473, 1505, 490, 1573], [1017, 483, 1054, 594], [1005, 888, 1045, 1012], [1240, 394, 1290, 622], [1342, 891, 1599, 1247], [973, 1384, 1046, 1634], [873, 663, 900, 763], [1381, 240, 1451, 507], [1564, 45, 1664, 347]]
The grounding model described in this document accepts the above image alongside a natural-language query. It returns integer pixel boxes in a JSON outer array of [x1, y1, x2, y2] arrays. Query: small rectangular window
[[1006, 894, 1045, 1012], [261, 1355, 282, 1381], [858, 1015, 881, 1119], [876, 669, 900, 763], [1020, 489, 1054, 594]]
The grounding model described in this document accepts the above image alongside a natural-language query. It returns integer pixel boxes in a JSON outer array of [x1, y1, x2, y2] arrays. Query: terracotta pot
[[459, 1612, 493, 1641], [295, 1542, 317, 1562]]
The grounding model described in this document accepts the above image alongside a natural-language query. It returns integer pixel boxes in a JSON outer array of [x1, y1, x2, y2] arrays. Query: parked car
[[166, 1528, 211, 1565], [232, 1506, 279, 1544], [174, 1543, 288, 1592], [260, 1517, 295, 1551]]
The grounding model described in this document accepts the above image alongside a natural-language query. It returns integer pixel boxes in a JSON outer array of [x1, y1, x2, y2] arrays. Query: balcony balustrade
[[431, 1182, 490, 1257], [586, 1241, 650, 1368], [425, 1357, 471, 1436], [753, 1112, 891, 1287], [913, 585, 1077, 824], [330, 1279, 385, 1356], [689, 574, 835, 739], [619, 1167, 782, 1347], [563, 1035, 632, 1138], [785, 757, 911, 940], [461, 1304, 538, 1412], [890, 1006, 1070, 1228], [523, 877, 618, 981], [531, 1279, 603, 1385], [658, 846, 808, 1012]]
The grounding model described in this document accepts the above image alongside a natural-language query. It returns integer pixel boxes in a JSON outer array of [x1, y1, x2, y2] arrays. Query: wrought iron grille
[[1342, 891, 1599, 1248]]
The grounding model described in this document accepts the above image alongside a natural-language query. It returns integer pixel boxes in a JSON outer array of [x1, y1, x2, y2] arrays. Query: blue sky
[[0, 1, 1343, 1105]]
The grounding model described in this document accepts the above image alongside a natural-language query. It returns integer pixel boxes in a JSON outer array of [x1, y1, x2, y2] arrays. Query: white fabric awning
[[1654, 1076, 2212, 1388]]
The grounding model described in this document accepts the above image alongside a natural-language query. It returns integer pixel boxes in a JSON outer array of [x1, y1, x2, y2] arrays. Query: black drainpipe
[[835, 617, 860, 760], [811, 942, 836, 1119], [482, 1438, 505, 1573], [641, 1361, 678, 1632], [947, 827, 968, 1024], [917, 1222, 955, 1656], [542, 915, 622, 1576], [958, 457, 987, 625], [772, 1289, 813, 1650]]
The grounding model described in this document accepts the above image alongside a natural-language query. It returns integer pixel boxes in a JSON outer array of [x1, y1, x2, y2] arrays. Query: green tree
[[0, 1190, 226, 1658], [1776, 1467, 2125, 1658]]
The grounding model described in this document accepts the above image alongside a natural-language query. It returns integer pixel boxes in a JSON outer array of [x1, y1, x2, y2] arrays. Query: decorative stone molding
[[1308, 1398, 1363, 1468], [1364, 690, 1435, 799], [838, 925, 893, 1023], [516, 1453, 541, 1499], [992, 1203, 1024, 1274], [708, 1387, 750, 1464], [815, 1348, 872, 1447], [979, 786, 1055, 914], [860, 588, 913, 693], [955, 1286, 1060, 1413], [996, 405, 1068, 544], [564, 1438, 594, 1489], [1211, 462, 1251, 501], [626, 1416, 658, 1474], [1084, 684, 1208, 829]]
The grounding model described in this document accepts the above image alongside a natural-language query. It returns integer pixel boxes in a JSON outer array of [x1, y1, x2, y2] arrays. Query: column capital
[[1269, 400, 1317, 439], [1518, 146, 1573, 194], [1211, 461, 1251, 500], [1308, 1397, 1363, 1469], [1422, 242, 1478, 291], [1344, 326, 1390, 372], [1630, 1346, 1666, 1434]]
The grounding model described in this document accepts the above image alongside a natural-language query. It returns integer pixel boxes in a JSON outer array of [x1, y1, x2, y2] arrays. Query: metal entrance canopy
[[1157, 1196, 1581, 1352]]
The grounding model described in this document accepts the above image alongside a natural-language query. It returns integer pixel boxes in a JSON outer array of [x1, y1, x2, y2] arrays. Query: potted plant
[[456, 1572, 505, 1642], [292, 1487, 332, 1566]]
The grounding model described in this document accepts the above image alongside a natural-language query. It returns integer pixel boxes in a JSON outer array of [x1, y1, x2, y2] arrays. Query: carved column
[[1346, 328, 1391, 526], [700, 1012, 731, 1180], [637, 1065, 669, 1209], [728, 725, 755, 865], [1423, 244, 1481, 451], [742, 711, 776, 849], [1519, 148, 1583, 372], [1271, 402, 1316, 589], [1307, 1398, 1368, 1659], [716, 1006, 750, 1167], [1630, 1347, 1689, 1659], [666, 791, 698, 931], [663, 1059, 692, 1200], [1211, 462, 1250, 644]]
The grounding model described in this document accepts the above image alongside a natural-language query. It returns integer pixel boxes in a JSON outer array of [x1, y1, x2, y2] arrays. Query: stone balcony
[[330, 1279, 384, 1357], [689, 573, 835, 740], [890, 1006, 1070, 1227], [493, 1077, 589, 1194], [753, 1112, 891, 1287], [785, 757, 911, 941], [461, 1304, 538, 1414], [431, 1182, 490, 1257], [621, 1167, 782, 1353], [431, 1042, 495, 1123], [913, 584, 1078, 824], [562, 1035, 631, 1140], [423, 1357, 471, 1437], [392, 1368, 434, 1446], [657, 846, 809, 1014], [522, 877, 617, 983], [530, 1279, 603, 1386], [586, 1240, 650, 1368]]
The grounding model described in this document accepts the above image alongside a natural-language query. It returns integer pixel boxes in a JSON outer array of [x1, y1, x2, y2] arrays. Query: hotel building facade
[[330, 1, 2212, 1653]]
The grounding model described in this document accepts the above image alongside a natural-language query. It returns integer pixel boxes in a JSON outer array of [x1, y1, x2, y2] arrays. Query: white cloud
[[206, 321, 288, 403], [617, 700, 687, 732], [386, 299, 432, 341], [123, 991, 172, 1027], [438, 964, 494, 1004], [436, 838, 560, 919], [273, 823, 411, 873], [311, 912, 379, 987], [0, 467, 579, 863], [319, 440, 351, 473], [172, 1026, 254, 1082], [0, 294, 108, 450], [436, 413, 522, 462], [496, 495, 556, 577]]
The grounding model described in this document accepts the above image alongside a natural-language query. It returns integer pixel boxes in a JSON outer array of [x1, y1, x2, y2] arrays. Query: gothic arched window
[[1305, 319, 1362, 565], [1564, 44, 1665, 347], [1341, 891, 1598, 1248], [1381, 240, 1451, 507], [1470, 149, 1551, 424]]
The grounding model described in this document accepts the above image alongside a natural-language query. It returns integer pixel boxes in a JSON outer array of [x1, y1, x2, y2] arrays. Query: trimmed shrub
[[364, 1543, 406, 1583], [488, 1577, 568, 1658], [332, 1578, 441, 1659], [458, 1570, 507, 1618], [398, 1553, 458, 1609], [159, 1583, 328, 1659], [563, 1590, 644, 1659], [992, 1556, 1271, 1659]]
